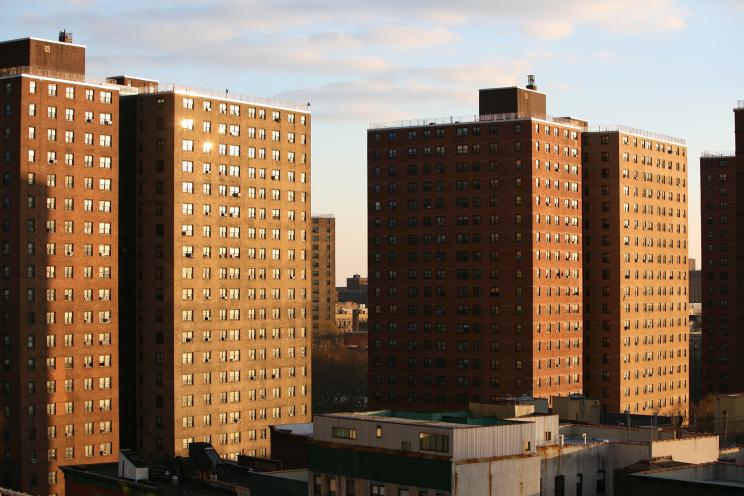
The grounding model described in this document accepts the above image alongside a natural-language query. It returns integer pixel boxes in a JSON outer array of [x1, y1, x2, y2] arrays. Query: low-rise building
[[308, 405, 719, 496], [61, 445, 308, 496], [616, 461, 744, 495], [335, 301, 369, 333]]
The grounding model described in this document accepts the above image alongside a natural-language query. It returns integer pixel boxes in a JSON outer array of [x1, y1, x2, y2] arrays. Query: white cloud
[[359, 25, 458, 49], [522, 20, 575, 40]]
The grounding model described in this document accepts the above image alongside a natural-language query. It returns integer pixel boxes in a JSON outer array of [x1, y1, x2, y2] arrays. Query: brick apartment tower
[[124, 88, 312, 460], [367, 82, 584, 409], [700, 101, 744, 394], [0, 35, 120, 494], [311, 215, 337, 336], [582, 129, 689, 417]]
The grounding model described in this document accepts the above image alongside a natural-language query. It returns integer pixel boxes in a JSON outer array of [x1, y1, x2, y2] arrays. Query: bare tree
[[312, 336, 368, 414]]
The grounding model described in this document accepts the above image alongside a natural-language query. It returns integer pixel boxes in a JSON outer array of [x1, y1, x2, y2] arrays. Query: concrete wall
[[650, 436, 719, 464], [561, 423, 677, 442], [715, 394, 744, 434], [454, 456, 540, 496]]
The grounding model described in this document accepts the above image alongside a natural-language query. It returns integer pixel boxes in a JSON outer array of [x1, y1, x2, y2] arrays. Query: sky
[[4, 0, 743, 284]]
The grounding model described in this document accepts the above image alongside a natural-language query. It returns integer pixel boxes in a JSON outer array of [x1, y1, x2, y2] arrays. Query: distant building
[[337, 274, 368, 304], [690, 304, 703, 402], [700, 101, 744, 394], [312, 215, 337, 336], [689, 258, 702, 304], [335, 301, 368, 333]]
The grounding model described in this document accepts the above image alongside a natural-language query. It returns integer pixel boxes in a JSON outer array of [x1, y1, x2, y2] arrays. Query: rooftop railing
[[701, 151, 736, 158], [369, 112, 581, 130], [139, 83, 311, 112], [0, 66, 307, 110], [588, 124, 685, 145], [370, 114, 685, 145], [0, 65, 117, 86]]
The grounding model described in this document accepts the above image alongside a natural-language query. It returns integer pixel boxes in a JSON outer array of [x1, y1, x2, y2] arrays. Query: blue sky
[[4, 0, 742, 283]]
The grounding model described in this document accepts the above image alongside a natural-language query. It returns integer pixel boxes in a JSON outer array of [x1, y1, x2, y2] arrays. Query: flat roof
[[140, 84, 311, 113], [0, 36, 86, 48], [369, 112, 584, 131], [479, 85, 548, 96], [321, 410, 519, 428], [273, 423, 314, 436]]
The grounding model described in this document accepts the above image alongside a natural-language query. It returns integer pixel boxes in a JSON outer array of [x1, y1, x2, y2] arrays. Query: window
[[419, 432, 448, 452], [370, 484, 385, 496], [331, 427, 357, 440]]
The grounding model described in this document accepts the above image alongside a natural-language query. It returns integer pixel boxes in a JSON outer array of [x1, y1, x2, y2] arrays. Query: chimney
[[58, 30, 73, 43], [526, 74, 537, 91]]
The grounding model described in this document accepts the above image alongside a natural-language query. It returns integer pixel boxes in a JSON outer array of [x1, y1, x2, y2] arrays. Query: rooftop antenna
[[526, 74, 537, 91], [58, 30, 73, 43]]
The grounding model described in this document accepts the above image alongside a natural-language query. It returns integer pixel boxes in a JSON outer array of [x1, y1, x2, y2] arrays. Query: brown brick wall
[[133, 91, 312, 461], [583, 131, 689, 417], [0, 39, 85, 76], [312, 216, 337, 336], [0, 74, 120, 495], [367, 117, 583, 409]]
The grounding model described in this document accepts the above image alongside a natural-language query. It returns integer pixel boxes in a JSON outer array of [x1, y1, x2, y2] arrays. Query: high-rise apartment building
[[124, 87, 312, 460], [312, 215, 337, 336], [688, 258, 701, 304], [0, 35, 120, 494], [367, 82, 584, 410], [582, 128, 689, 417], [700, 101, 744, 394]]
